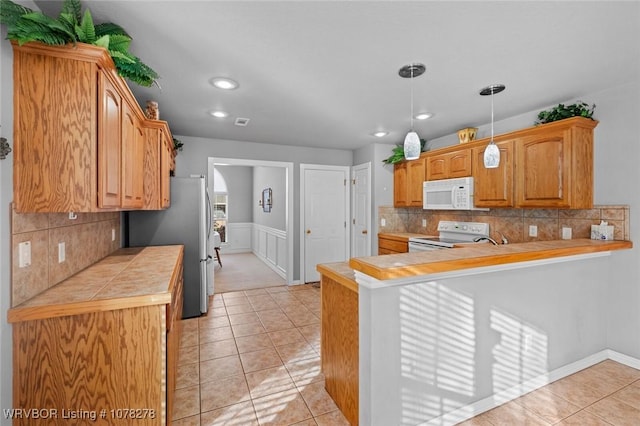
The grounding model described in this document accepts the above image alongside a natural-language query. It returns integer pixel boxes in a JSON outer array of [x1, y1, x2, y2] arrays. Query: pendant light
[[479, 84, 506, 168], [399, 63, 426, 160]]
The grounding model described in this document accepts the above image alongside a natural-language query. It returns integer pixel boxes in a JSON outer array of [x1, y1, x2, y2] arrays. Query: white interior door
[[302, 165, 349, 283], [351, 163, 371, 258]]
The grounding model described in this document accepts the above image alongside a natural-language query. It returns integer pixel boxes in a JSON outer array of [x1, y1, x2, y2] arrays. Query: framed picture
[[262, 188, 272, 212]]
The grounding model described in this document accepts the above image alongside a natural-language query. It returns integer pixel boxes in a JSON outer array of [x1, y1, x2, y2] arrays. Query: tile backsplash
[[10, 204, 121, 307], [379, 205, 630, 243]]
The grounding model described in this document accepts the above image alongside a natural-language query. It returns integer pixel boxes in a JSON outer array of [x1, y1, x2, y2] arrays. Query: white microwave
[[423, 177, 480, 210]]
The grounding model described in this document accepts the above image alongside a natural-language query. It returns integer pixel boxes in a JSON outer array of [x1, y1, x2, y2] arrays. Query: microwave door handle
[[451, 186, 458, 208]]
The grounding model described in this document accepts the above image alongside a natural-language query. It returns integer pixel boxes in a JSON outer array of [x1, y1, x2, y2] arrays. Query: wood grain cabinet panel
[[12, 41, 172, 212], [426, 149, 472, 181], [394, 158, 425, 207], [378, 235, 409, 254], [142, 121, 173, 210], [472, 140, 514, 207]]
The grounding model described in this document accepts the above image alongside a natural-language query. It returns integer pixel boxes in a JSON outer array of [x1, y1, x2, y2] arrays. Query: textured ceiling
[[33, 1, 640, 150]]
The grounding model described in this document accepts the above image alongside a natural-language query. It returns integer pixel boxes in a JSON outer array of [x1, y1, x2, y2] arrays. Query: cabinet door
[[426, 156, 447, 181], [98, 74, 122, 208], [516, 130, 570, 208], [393, 162, 408, 207], [407, 159, 426, 206], [120, 101, 144, 209], [473, 141, 514, 207], [160, 131, 172, 208], [142, 127, 162, 209], [448, 149, 472, 178]]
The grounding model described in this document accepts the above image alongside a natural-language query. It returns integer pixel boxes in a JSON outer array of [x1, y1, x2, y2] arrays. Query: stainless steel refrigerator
[[127, 175, 212, 318]]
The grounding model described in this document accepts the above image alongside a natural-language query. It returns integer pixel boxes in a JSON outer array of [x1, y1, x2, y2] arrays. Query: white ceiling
[[34, 1, 640, 151]]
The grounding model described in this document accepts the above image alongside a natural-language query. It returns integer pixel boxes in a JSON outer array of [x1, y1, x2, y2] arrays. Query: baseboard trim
[[423, 350, 640, 426]]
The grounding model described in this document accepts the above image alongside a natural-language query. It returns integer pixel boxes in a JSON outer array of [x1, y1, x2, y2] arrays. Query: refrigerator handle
[[206, 189, 212, 239]]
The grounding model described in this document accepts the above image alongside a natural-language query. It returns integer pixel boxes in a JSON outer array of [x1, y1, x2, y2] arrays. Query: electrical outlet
[[529, 225, 538, 237], [562, 227, 572, 240], [58, 242, 66, 263], [381, 218, 386, 226], [19, 241, 31, 268], [112, 228, 116, 242], [422, 219, 427, 227]]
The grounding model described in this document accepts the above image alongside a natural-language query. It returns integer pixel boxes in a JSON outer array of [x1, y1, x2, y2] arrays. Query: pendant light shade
[[399, 63, 426, 161], [403, 131, 421, 160], [479, 84, 506, 169]]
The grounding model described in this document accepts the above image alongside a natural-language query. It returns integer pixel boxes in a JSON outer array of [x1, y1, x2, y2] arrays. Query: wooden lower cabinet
[[378, 234, 409, 254], [9, 246, 183, 425], [321, 273, 359, 425]]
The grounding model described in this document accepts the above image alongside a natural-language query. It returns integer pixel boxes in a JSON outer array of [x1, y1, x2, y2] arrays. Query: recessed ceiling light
[[373, 131, 388, 138], [415, 112, 434, 120], [210, 77, 238, 90], [209, 110, 228, 118]]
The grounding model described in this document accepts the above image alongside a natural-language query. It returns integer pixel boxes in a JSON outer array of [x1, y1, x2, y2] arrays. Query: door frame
[[209, 157, 294, 286], [299, 163, 351, 283], [351, 162, 372, 257]]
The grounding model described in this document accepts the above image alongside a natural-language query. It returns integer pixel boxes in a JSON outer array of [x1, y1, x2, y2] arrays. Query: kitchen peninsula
[[318, 239, 632, 426]]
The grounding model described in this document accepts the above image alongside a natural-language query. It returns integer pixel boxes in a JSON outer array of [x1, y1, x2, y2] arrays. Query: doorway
[[208, 157, 294, 286], [300, 164, 350, 283]]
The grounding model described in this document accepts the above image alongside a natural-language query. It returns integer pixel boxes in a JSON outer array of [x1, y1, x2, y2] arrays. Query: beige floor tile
[[313, 410, 350, 426], [291, 419, 317, 426], [200, 338, 238, 361], [228, 311, 260, 326], [275, 340, 318, 365], [556, 409, 612, 426], [180, 318, 200, 333], [231, 321, 267, 338], [586, 396, 640, 426], [223, 291, 249, 300], [224, 303, 255, 315], [200, 354, 244, 383], [200, 374, 251, 413], [199, 314, 231, 329], [235, 333, 275, 354], [224, 296, 251, 307], [199, 325, 234, 344], [287, 313, 320, 327], [245, 365, 296, 399], [266, 286, 289, 294], [200, 400, 258, 426], [268, 328, 306, 346], [546, 373, 611, 408], [180, 328, 200, 348], [179, 345, 200, 365], [172, 414, 201, 426], [257, 309, 290, 322], [240, 347, 284, 373], [245, 288, 269, 296], [252, 388, 313, 426], [284, 357, 324, 387], [173, 384, 201, 421], [454, 411, 495, 426], [176, 362, 200, 389], [514, 387, 581, 423], [203, 306, 227, 318], [251, 299, 281, 312], [588, 360, 640, 384], [297, 381, 338, 417], [570, 365, 633, 395], [612, 380, 640, 410], [297, 324, 320, 345], [262, 318, 296, 332], [482, 401, 551, 425]]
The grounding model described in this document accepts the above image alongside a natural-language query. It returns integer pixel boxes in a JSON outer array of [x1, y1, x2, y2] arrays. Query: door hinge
[[352, 218, 355, 225], [352, 178, 356, 185], [344, 221, 347, 228], [344, 179, 347, 186]]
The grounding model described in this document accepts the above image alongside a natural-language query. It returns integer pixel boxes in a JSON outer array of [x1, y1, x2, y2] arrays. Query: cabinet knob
[[306, 229, 311, 234], [362, 230, 368, 235]]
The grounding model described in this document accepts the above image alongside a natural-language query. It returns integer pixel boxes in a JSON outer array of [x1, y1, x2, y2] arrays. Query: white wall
[[215, 165, 253, 223], [253, 166, 286, 231]]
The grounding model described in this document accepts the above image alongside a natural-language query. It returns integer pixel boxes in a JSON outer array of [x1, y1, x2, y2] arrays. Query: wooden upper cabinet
[[472, 140, 514, 207], [142, 121, 173, 210], [120, 99, 143, 209], [515, 118, 596, 208], [394, 158, 425, 207], [12, 41, 172, 212], [426, 149, 472, 181]]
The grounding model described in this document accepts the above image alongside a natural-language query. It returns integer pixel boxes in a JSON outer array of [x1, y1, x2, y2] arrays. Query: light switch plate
[[381, 218, 386, 226], [19, 241, 31, 268]]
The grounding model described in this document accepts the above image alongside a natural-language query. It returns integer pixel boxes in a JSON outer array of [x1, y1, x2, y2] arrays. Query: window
[[213, 194, 227, 242]]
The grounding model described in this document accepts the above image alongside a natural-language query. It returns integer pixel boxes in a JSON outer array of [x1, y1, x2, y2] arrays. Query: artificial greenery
[[0, 0, 159, 87], [383, 139, 427, 164], [173, 137, 184, 152], [535, 101, 596, 125]]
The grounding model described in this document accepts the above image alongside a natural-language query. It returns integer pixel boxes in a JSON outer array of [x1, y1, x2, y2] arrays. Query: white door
[[351, 163, 371, 258], [301, 165, 349, 283]]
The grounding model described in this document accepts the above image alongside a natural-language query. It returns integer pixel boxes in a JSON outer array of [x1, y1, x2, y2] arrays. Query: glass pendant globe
[[483, 142, 500, 168], [404, 131, 421, 160]]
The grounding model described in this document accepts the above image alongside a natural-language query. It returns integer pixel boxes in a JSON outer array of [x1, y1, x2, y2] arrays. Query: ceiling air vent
[[234, 117, 250, 127]]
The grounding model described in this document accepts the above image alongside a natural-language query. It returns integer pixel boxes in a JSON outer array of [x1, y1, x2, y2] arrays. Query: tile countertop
[[349, 239, 633, 281], [8, 245, 184, 323]]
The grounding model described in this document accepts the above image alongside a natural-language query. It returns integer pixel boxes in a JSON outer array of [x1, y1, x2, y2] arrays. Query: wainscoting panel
[[253, 224, 287, 279], [223, 223, 252, 254]]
